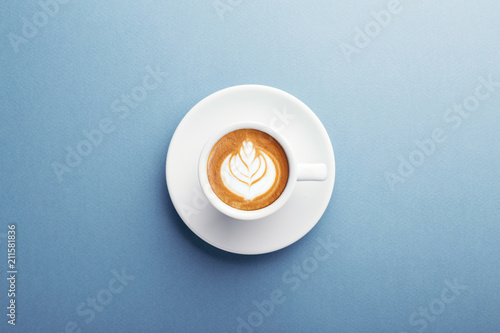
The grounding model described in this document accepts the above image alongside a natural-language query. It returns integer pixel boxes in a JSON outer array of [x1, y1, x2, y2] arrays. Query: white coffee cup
[[199, 121, 327, 220]]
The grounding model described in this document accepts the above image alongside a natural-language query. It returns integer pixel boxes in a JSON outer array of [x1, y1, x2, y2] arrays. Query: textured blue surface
[[1, 1, 499, 332]]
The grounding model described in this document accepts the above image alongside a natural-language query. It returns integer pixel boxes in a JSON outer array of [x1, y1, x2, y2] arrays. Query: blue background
[[1, 1, 499, 332]]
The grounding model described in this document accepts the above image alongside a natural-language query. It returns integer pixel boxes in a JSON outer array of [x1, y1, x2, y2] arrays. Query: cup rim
[[199, 121, 297, 220]]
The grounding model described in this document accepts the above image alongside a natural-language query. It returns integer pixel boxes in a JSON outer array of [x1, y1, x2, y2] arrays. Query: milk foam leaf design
[[221, 140, 277, 200]]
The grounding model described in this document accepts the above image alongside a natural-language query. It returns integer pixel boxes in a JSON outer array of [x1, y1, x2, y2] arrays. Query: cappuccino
[[207, 129, 289, 211]]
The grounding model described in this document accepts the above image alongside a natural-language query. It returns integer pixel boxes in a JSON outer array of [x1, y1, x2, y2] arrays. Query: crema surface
[[207, 129, 289, 210]]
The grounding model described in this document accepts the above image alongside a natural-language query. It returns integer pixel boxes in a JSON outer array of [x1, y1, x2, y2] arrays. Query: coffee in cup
[[207, 129, 289, 211], [199, 122, 327, 220]]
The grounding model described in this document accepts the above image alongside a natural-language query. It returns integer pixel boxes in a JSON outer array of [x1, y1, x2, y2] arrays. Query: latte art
[[207, 129, 289, 211], [221, 141, 276, 200]]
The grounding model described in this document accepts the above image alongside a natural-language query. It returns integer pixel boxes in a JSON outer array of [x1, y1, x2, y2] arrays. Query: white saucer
[[165, 85, 335, 255]]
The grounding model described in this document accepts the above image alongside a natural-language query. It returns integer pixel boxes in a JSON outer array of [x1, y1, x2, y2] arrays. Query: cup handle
[[297, 163, 328, 181]]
